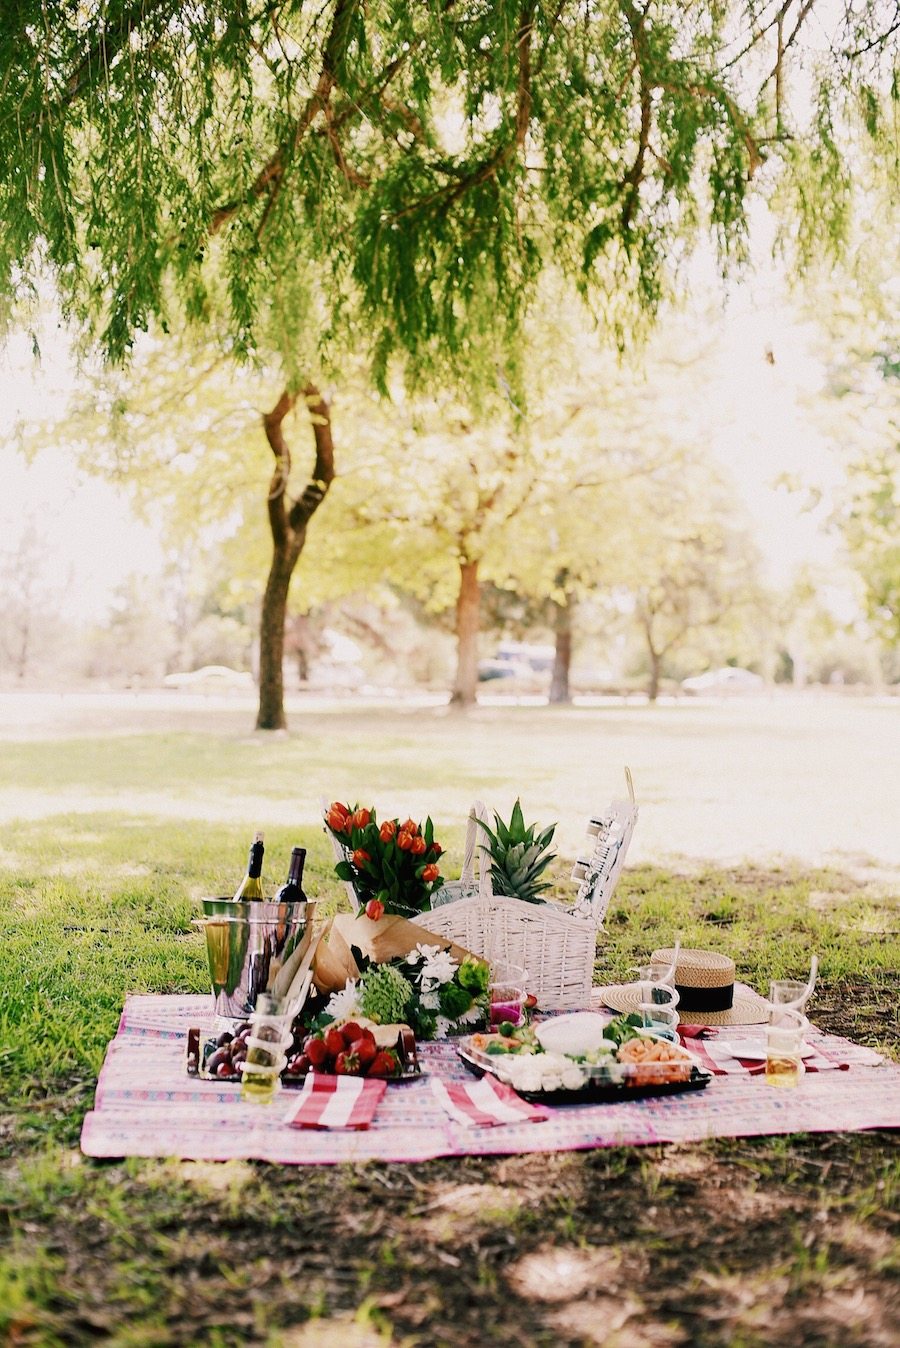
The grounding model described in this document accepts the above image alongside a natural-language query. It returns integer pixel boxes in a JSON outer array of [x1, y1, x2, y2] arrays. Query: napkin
[[285, 1074, 387, 1130], [679, 1026, 852, 1075], [431, 1075, 550, 1128]]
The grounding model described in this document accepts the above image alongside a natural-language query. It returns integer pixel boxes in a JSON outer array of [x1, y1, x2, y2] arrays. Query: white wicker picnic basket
[[322, 774, 638, 1010], [411, 772, 638, 1009]]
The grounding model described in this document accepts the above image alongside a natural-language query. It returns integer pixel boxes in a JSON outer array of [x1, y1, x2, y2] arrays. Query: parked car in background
[[163, 665, 255, 691], [479, 641, 556, 682], [681, 667, 765, 695]]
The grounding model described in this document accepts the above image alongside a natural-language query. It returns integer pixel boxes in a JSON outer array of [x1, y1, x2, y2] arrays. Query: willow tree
[[2, 1, 896, 727]]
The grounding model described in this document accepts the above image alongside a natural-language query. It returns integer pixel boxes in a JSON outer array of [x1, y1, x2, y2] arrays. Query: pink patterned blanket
[[79, 995, 898, 1165]]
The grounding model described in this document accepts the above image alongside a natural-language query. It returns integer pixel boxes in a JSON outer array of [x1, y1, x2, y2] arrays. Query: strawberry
[[334, 1050, 361, 1075], [341, 1021, 364, 1042], [324, 1026, 347, 1058], [355, 1037, 378, 1068], [304, 1037, 329, 1067], [369, 1050, 399, 1077]]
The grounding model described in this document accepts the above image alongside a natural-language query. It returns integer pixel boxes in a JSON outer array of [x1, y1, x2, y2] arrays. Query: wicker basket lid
[[651, 947, 735, 990]]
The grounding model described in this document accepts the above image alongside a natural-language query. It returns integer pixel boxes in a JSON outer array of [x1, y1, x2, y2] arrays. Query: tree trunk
[[647, 649, 662, 702], [450, 558, 480, 706], [549, 592, 574, 705], [257, 548, 302, 730], [255, 385, 335, 731]]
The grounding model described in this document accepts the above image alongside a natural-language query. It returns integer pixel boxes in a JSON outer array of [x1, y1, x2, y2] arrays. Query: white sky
[[0, 258, 846, 622]]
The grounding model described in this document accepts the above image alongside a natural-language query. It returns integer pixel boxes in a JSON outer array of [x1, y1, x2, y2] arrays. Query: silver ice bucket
[[197, 897, 311, 1022]]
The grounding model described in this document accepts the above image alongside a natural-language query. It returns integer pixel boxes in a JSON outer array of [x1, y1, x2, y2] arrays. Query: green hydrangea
[[359, 965, 413, 1024], [438, 980, 473, 1020]]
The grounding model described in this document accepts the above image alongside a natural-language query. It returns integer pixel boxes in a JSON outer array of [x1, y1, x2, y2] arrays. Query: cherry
[[216, 1061, 236, 1079]]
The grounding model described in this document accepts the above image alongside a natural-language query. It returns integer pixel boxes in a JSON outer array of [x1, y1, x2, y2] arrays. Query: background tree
[[3, 1, 896, 724], [621, 466, 764, 700]]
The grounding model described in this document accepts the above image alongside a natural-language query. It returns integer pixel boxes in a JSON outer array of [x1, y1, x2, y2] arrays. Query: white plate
[[714, 1039, 816, 1061]]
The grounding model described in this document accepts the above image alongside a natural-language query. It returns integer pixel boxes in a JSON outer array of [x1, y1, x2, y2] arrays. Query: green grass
[[1, 711, 898, 1346]]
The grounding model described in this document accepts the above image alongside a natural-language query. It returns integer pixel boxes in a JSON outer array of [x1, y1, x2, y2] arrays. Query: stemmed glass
[[632, 940, 680, 1034], [769, 955, 818, 1011]]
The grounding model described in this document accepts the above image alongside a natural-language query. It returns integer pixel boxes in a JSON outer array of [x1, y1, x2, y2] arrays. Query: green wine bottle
[[233, 832, 265, 901]]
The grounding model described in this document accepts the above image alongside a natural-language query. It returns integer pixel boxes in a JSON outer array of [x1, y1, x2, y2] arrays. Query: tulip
[[410, 835, 426, 855], [352, 807, 371, 830], [396, 831, 414, 851], [401, 818, 418, 836], [365, 898, 385, 922], [327, 809, 350, 833], [352, 848, 371, 867], [379, 820, 397, 842], [329, 801, 350, 819], [422, 864, 439, 883], [430, 843, 443, 857]]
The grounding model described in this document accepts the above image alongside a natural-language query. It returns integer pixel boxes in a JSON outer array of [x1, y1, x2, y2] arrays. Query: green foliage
[[0, 1, 895, 392], [478, 798, 557, 904], [357, 964, 414, 1025]]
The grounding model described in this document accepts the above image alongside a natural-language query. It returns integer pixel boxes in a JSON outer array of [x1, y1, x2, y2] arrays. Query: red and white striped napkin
[[284, 1074, 387, 1130], [431, 1075, 550, 1128], [677, 1026, 880, 1075]]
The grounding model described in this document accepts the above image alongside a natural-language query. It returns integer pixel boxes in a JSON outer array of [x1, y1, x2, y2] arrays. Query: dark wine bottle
[[274, 846, 308, 911], [233, 831, 265, 901]]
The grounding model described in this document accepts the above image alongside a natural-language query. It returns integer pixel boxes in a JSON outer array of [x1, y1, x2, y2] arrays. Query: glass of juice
[[765, 1005, 808, 1088], [239, 993, 293, 1103], [489, 964, 528, 1027]]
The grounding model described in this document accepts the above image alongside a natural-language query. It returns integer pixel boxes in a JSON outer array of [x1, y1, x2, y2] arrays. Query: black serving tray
[[456, 1045, 712, 1104]]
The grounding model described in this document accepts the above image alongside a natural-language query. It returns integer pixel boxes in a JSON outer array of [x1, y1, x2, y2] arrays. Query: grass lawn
[[1, 701, 898, 1346]]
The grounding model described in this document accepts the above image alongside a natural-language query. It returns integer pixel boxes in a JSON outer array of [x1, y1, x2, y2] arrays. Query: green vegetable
[[604, 1012, 643, 1047], [498, 1021, 516, 1037], [458, 957, 490, 993]]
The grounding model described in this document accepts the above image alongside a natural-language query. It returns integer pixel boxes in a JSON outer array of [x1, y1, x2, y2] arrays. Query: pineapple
[[478, 799, 557, 905]]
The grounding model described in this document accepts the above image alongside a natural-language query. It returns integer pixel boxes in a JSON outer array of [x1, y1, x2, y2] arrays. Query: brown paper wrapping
[[311, 912, 472, 994]]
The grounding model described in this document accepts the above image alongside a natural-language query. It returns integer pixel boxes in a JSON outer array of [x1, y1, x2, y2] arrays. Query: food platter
[[457, 1022, 713, 1104], [186, 1019, 421, 1086]]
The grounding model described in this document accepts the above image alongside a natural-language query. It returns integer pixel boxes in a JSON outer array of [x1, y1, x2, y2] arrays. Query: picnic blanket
[[79, 995, 899, 1165]]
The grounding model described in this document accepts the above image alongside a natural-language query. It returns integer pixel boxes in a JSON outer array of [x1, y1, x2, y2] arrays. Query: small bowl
[[535, 1012, 614, 1057]]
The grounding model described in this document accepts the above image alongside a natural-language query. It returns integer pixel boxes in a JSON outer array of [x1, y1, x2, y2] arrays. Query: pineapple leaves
[[478, 799, 557, 905]]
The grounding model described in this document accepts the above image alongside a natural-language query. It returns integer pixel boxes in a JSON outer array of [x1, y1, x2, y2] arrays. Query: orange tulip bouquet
[[324, 802, 445, 917]]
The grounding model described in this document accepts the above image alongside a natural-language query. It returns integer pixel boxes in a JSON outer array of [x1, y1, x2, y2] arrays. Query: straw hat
[[594, 948, 770, 1026]]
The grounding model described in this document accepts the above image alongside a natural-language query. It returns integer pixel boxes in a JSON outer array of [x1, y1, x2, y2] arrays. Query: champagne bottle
[[274, 847, 308, 912], [233, 831, 265, 901]]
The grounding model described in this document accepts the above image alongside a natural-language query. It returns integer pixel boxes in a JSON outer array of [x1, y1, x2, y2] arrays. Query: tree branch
[[515, 1, 536, 149], [288, 384, 336, 531], [262, 387, 300, 549], [210, 0, 361, 235], [60, 0, 177, 110]]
